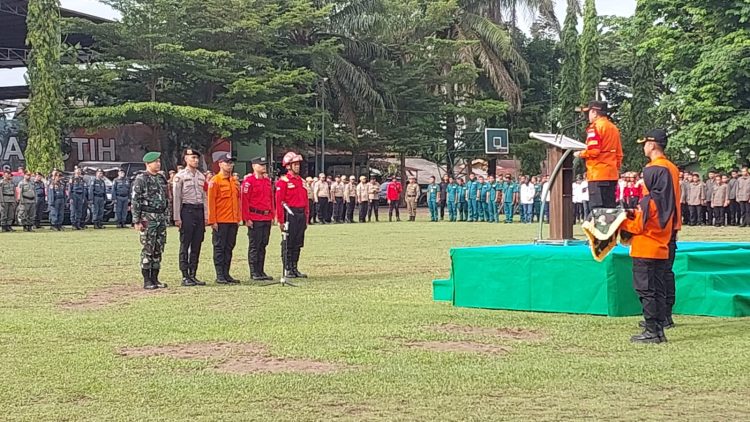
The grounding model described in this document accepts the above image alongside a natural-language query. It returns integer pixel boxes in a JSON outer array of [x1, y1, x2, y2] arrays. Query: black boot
[[630, 322, 665, 344], [189, 268, 206, 286], [152, 269, 167, 288], [292, 250, 307, 278], [181, 270, 197, 287], [215, 266, 230, 284], [251, 262, 264, 281], [143, 269, 158, 290]]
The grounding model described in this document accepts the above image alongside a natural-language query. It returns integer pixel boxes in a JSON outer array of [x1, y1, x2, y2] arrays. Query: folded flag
[[581, 208, 628, 262]]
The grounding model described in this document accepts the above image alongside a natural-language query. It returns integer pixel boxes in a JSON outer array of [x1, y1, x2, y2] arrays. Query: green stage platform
[[433, 242, 750, 317]]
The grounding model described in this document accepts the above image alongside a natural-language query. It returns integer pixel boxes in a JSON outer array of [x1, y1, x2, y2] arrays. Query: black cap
[[183, 148, 201, 157], [580, 100, 609, 114], [216, 152, 236, 163], [250, 156, 267, 165], [637, 129, 669, 149]]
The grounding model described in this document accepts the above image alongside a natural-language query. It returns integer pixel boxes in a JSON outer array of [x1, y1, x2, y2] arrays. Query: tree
[[579, 0, 601, 103], [556, 0, 580, 136], [25, 0, 64, 173]]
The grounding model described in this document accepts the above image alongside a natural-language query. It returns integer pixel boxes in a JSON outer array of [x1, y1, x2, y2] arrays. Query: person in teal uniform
[[427, 176, 440, 222], [487, 175, 499, 222], [446, 177, 458, 222], [495, 177, 504, 222], [532, 176, 542, 222], [501, 174, 518, 223], [476, 175, 487, 222], [457, 177, 468, 221], [467, 173, 478, 222]]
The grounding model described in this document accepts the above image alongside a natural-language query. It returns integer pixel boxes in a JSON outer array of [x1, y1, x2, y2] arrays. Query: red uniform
[[275, 173, 309, 224], [241, 174, 273, 222], [386, 181, 402, 201]]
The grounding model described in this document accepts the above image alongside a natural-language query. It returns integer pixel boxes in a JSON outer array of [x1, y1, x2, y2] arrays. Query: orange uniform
[[621, 200, 674, 259], [580, 116, 623, 181], [643, 156, 682, 231], [207, 172, 241, 224]]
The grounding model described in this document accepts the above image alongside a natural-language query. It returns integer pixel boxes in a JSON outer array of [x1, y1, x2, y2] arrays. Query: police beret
[[143, 151, 161, 163], [183, 148, 201, 157], [250, 156, 267, 165]]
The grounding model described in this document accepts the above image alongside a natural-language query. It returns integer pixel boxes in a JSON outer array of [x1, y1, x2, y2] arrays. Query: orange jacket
[[579, 116, 623, 181], [643, 156, 682, 232], [621, 199, 673, 260], [207, 172, 241, 224]]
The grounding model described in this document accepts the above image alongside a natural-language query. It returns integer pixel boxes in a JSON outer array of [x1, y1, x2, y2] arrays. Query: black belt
[[290, 207, 305, 213], [182, 203, 203, 209], [249, 207, 271, 215], [141, 205, 167, 213], [116, 195, 129, 198]]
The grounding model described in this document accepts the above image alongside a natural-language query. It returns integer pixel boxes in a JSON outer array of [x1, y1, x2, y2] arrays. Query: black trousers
[[588, 180, 617, 209], [248, 220, 271, 274], [740, 201, 750, 226], [681, 203, 689, 225], [179, 205, 206, 276], [35, 198, 45, 226], [573, 203, 584, 222], [308, 199, 316, 223], [333, 197, 344, 222], [368, 200, 379, 221], [346, 197, 356, 222], [729, 199, 739, 225], [632, 258, 667, 330], [713, 206, 724, 226], [439, 199, 446, 220], [283, 208, 306, 270], [317, 197, 329, 223], [688, 205, 702, 226], [212, 223, 238, 279], [704, 201, 712, 224], [665, 232, 677, 318], [389, 200, 400, 219], [359, 201, 369, 222]]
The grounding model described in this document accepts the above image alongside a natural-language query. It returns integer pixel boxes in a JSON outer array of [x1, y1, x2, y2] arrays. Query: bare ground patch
[[119, 341, 349, 375], [430, 323, 546, 341], [405, 340, 510, 355], [58, 284, 177, 310]]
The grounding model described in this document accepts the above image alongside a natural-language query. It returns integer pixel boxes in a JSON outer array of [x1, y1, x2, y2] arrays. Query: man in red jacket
[[241, 156, 274, 281], [275, 152, 310, 279], [387, 175, 402, 222]]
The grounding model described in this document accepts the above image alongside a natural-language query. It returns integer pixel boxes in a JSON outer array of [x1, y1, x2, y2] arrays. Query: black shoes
[[630, 329, 666, 344], [143, 269, 158, 290], [151, 270, 168, 288], [190, 272, 206, 286], [181, 276, 197, 287], [291, 269, 307, 278]]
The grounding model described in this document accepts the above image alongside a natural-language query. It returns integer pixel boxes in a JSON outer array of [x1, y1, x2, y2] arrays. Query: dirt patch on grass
[[431, 323, 545, 341], [58, 285, 176, 310], [119, 341, 347, 375], [405, 340, 510, 355]]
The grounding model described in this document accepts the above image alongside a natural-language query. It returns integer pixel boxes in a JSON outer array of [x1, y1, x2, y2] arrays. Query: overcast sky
[[1, 0, 637, 87]]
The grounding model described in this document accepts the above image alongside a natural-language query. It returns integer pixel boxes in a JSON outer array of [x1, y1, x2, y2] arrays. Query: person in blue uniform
[[47, 171, 66, 231], [477, 175, 488, 222], [427, 176, 439, 222], [501, 174, 518, 224], [457, 177, 468, 222], [446, 177, 458, 222], [67, 169, 87, 230], [467, 173, 478, 222], [89, 169, 107, 229], [487, 175, 499, 223]]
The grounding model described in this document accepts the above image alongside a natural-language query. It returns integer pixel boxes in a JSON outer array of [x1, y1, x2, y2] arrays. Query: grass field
[[2, 217, 750, 421]]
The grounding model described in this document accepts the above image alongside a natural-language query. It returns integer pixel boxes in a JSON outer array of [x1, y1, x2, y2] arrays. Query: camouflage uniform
[[0, 176, 17, 231], [16, 179, 37, 230], [132, 172, 169, 270]]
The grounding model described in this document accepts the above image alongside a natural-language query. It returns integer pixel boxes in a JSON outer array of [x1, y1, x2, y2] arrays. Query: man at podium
[[575, 101, 623, 210]]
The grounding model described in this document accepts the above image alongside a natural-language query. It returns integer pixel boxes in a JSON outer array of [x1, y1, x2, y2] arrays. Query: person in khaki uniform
[[711, 175, 729, 227], [686, 173, 705, 226], [367, 176, 381, 222], [16, 172, 37, 232], [405, 175, 420, 221], [737, 167, 750, 227], [355, 175, 370, 222], [343, 175, 357, 223], [0, 171, 17, 232], [305, 177, 316, 224], [331, 176, 345, 223], [313, 173, 330, 224]]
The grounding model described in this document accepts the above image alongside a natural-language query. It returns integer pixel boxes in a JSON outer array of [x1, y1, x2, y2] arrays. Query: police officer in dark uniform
[[275, 152, 310, 278], [67, 169, 87, 230], [33, 173, 46, 228], [112, 169, 131, 228], [47, 172, 66, 231], [173, 149, 208, 286], [89, 169, 107, 229]]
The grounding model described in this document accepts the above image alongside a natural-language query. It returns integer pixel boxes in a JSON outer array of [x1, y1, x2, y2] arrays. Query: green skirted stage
[[433, 242, 750, 317]]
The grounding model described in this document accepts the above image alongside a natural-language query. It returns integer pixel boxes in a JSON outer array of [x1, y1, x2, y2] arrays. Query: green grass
[[2, 217, 750, 421]]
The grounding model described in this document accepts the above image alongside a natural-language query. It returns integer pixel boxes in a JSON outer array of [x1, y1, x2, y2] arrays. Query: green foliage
[[556, 1, 580, 136], [579, 0, 601, 103], [25, 0, 64, 174]]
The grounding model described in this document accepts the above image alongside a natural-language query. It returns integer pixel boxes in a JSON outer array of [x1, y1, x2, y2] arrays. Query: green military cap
[[143, 151, 161, 163]]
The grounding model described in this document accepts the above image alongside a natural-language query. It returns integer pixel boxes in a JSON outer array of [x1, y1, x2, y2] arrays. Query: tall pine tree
[[579, 0, 601, 103], [557, 0, 580, 135], [25, 0, 64, 173]]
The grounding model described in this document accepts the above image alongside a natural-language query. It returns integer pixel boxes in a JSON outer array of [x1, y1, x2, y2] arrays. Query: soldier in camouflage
[[16, 172, 37, 231], [0, 171, 17, 232], [132, 152, 169, 290]]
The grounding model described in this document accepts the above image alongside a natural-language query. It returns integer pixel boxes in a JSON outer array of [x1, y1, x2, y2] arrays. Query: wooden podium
[[529, 133, 587, 243]]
